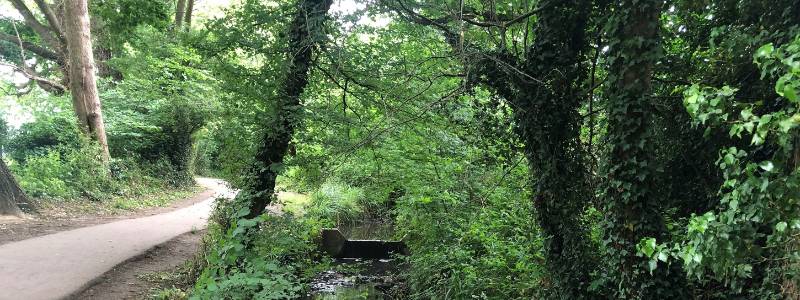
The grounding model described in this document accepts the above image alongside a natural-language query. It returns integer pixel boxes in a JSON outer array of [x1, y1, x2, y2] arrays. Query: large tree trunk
[[602, 0, 686, 298], [184, 0, 194, 29], [175, 0, 186, 29], [64, 0, 110, 162], [244, 0, 333, 219], [0, 160, 26, 216], [511, 0, 598, 297]]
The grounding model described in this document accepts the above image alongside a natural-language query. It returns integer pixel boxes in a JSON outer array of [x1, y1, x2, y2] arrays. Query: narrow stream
[[305, 222, 402, 299]]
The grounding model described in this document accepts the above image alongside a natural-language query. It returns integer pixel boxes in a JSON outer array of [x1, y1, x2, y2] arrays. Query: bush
[[13, 150, 71, 198], [192, 198, 329, 299], [13, 142, 116, 200], [6, 113, 81, 163], [11, 138, 193, 202]]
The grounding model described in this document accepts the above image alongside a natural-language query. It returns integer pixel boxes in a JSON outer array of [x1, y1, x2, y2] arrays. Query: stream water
[[305, 222, 402, 299]]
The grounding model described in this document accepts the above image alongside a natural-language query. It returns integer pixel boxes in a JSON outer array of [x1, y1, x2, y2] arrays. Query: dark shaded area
[[320, 228, 407, 259]]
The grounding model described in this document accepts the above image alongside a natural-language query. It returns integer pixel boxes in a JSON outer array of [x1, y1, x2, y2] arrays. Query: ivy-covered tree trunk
[[0, 160, 26, 216], [510, 0, 599, 297], [64, 0, 111, 162], [602, 0, 685, 298], [245, 0, 333, 218]]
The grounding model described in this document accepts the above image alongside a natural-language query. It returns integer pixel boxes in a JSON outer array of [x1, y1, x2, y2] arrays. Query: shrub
[[396, 189, 547, 299], [192, 199, 328, 299], [6, 113, 81, 163], [13, 150, 71, 198], [13, 142, 117, 201]]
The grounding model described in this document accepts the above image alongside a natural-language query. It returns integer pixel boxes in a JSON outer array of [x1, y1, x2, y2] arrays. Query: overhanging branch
[[0, 33, 61, 61], [0, 61, 66, 94]]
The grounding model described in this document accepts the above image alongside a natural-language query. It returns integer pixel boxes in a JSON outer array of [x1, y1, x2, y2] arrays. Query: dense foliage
[[1, 2, 217, 204], [3, 0, 800, 299], [188, 0, 800, 299]]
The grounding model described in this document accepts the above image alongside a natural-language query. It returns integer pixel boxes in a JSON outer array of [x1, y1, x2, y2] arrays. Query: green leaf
[[756, 43, 774, 59], [235, 207, 250, 218], [639, 238, 657, 257], [779, 118, 796, 133], [657, 252, 668, 262], [752, 132, 764, 145], [741, 108, 753, 120], [776, 221, 788, 232], [776, 76, 787, 96], [759, 161, 774, 172], [785, 84, 798, 102], [743, 121, 755, 133]]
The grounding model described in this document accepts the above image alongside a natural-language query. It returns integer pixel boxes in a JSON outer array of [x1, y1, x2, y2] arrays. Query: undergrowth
[[188, 195, 332, 300]]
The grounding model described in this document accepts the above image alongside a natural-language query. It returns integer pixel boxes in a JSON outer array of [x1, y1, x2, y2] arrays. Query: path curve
[[0, 178, 231, 300]]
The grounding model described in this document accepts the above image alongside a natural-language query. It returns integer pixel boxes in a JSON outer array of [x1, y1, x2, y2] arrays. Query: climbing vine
[[601, 0, 687, 298]]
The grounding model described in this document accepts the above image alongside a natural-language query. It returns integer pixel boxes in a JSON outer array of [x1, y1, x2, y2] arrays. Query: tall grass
[[306, 180, 365, 225]]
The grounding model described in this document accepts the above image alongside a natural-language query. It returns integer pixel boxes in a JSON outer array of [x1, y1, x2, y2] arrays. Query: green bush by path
[[191, 198, 330, 300]]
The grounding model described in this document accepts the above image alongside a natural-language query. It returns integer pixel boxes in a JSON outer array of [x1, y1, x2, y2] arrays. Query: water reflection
[[311, 284, 383, 300]]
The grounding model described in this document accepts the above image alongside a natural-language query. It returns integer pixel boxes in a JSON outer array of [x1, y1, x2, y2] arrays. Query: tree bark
[[64, 0, 110, 162], [184, 0, 194, 29], [0, 160, 26, 216], [175, 0, 186, 29], [245, 0, 333, 218], [603, 0, 686, 298], [512, 0, 598, 297]]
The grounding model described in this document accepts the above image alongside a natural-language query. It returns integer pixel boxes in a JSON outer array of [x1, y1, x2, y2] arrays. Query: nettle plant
[[639, 36, 800, 294]]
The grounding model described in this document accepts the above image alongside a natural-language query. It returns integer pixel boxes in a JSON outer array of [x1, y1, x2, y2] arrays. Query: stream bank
[[305, 221, 406, 299]]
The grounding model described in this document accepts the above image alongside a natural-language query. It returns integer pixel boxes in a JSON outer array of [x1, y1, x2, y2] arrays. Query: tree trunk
[[175, 0, 186, 29], [64, 0, 110, 162], [0, 160, 26, 216], [245, 0, 333, 219], [184, 0, 194, 29], [603, 0, 686, 298], [511, 0, 599, 297]]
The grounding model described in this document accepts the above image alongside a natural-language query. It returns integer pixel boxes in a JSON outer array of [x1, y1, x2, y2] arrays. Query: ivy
[[640, 35, 800, 297], [601, 0, 688, 298]]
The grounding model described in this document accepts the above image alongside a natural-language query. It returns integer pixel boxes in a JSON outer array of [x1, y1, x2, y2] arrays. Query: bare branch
[[0, 61, 66, 94], [0, 33, 61, 61], [33, 0, 66, 43], [8, 0, 61, 51]]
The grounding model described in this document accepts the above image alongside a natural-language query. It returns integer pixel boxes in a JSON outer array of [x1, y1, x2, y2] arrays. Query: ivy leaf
[[639, 237, 657, 257], [657, 251, 668, 262], [776, 76, 787, 97], [752, 132, 764, 145], [756, 43, 774, 59], [759, 161, 774, 172], [743, 121, 755, 133], [648, 260, 658, 274], [784, 84, 798, 102], [776, 221, 787, 232], [741, 108, 753, 120], [779, 118, 796, 133]]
